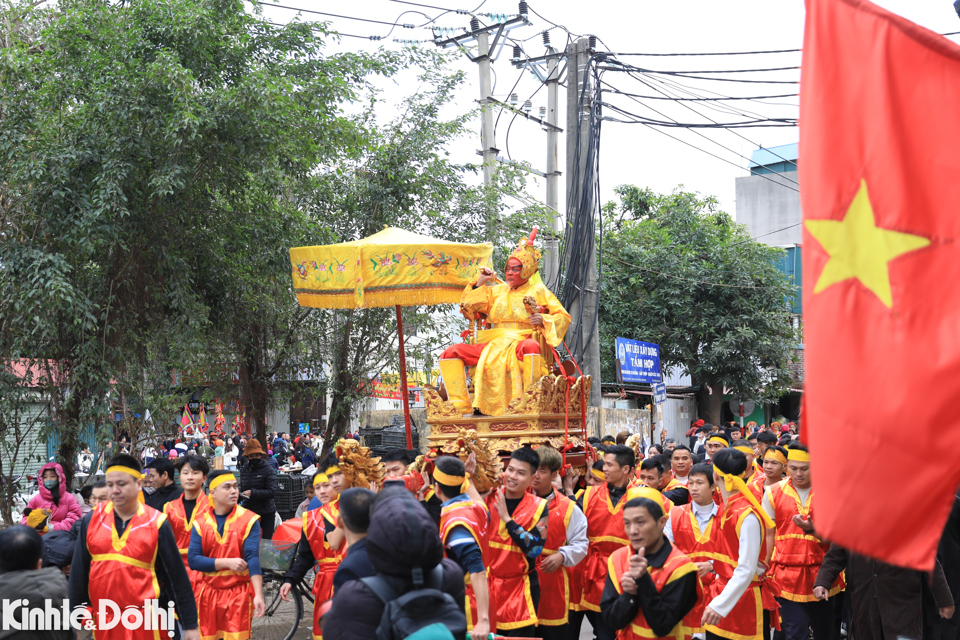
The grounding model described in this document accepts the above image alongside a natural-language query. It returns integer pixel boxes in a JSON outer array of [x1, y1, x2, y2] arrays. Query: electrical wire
[[621, 70, 800, 170], [600, 89, 798, 102], [503, 82, 544, 160], [265, 20, 379, 40], [616, 68, 799, 84], [608, 48, 801, 57], [257, 3, 417, 29]]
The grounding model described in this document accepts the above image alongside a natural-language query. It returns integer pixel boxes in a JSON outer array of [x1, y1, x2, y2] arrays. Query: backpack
[[360, 564, 467, 640]]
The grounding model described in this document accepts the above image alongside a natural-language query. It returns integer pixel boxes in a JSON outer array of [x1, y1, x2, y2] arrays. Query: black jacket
[[239, 458, 277, 515], [323, 488, 465, 640], [145, 481, 183, 511], [0, 567, 72, 640]]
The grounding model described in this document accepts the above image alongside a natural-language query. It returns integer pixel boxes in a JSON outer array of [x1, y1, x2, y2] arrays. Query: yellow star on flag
[[805, 179, 930, 308]]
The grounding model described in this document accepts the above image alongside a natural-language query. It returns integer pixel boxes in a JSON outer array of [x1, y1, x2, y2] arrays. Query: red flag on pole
[[180, 404, 193, 432], [801, 0, 960, 570]]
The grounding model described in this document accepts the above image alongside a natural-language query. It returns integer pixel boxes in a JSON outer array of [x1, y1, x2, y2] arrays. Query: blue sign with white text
[[653, 383, 667, 404], [616, 338, 662, 384]]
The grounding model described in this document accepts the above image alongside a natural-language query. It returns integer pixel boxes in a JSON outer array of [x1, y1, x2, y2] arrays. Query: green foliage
[[599, 186, 800, 421], [0, 0, 403, 468]]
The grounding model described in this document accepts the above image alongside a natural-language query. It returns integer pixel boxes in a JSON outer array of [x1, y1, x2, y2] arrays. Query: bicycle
[[254, 569, 305, 640], [253, 538, 314, 640]]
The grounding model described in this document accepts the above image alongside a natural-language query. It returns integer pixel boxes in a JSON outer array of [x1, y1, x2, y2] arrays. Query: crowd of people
[[3, 420, 959, 640]]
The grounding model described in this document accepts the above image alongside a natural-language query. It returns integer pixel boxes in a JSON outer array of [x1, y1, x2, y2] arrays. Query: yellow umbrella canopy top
[[290, 227, 494, 309]]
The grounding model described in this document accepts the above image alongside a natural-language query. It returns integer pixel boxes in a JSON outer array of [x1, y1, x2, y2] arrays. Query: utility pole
[[476, 22, 498, 242], [434, 13, 529, 242], [564, 37, 602, 408], [541, 43, 562, 289]]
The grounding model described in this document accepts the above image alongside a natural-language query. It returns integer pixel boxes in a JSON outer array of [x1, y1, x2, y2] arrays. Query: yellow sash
[[476, 327, 533, 343]]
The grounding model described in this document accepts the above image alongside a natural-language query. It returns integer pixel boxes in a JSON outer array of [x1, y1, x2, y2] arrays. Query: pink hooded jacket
[[21, 462, 82, 531]]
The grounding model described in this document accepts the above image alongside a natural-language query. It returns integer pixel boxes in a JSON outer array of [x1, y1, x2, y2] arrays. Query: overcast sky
[[257, 0, 960, 222]]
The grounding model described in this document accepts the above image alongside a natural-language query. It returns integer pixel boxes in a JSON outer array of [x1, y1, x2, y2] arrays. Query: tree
[[0, 0, 403, 475], [599, 186, 800, 424]]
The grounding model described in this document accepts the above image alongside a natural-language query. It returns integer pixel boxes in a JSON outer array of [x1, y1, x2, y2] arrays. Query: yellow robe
[[460, 279, 571, 416]]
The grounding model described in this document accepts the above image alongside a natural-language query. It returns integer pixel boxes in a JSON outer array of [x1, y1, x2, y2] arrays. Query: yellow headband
[[324, 465, 341, 476], [433, 468, 466, 487], [209, 473, 237, 492], [313, 473, 329, 486], [714, 467, 775, 530], [707, 436, 728, 446], [764, 451, 788, 466], [787, 449, 810, 463], [590, 467, 605, 481], [625, 486, 665, 510], [106, 465, 142, 480], [734, 446, 754, 456]]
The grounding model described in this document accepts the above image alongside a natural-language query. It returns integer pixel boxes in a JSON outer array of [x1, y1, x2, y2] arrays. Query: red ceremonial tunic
[[485, 492, 547, 630], [304, 498, 344, 640], [767, 480, 844, 602], [535, 492, 575, 626], [706, 493, 766, 640], [669, 504, 724, 633], [193, 505, 260, 640], [567, 489, 588, 614], [86, 502, 166, 640], [579, 484, 630, 612], [164, 493, 211, 598], [607, 543, 701, 640], [439, 496, 490, 630]]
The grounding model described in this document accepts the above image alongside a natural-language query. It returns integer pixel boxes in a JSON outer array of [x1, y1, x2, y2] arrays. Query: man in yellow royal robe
[[440, 231, 571, 416]]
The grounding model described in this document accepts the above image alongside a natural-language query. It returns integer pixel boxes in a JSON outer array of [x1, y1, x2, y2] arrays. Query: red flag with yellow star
[[801, 0, 960, 570]]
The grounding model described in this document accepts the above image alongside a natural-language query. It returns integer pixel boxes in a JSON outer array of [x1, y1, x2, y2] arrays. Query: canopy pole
[[396, 305, 413, 450]]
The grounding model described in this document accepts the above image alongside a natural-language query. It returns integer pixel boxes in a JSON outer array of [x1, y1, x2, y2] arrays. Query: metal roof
[[748, 143, 798, 168]]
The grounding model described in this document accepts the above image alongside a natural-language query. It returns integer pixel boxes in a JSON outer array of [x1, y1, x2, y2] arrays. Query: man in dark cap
[[322, 487, 466, 640]]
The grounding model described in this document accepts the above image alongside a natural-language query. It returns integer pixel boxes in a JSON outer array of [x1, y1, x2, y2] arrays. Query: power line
[[609, 48, 801, 57], [265, 21, 382, 40], [597, 77, 800, 188], [623, 70, 800, 170], [601, 88, 798, 102], [258, 3, 418, 29], [634, 119, 799, 193]]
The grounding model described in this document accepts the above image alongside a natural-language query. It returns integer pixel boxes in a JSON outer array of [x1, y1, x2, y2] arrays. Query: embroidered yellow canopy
[[290, 227, 493, 310]]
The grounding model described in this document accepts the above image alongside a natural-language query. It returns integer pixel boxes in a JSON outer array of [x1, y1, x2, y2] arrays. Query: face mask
[[43, 479, 59, 490]]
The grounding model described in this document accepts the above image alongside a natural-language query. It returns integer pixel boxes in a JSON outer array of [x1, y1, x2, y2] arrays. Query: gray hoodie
[[0, 566, 72, 640]]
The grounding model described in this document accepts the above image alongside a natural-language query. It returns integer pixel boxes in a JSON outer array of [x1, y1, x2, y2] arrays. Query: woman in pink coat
[[21, 462, 82, 532]]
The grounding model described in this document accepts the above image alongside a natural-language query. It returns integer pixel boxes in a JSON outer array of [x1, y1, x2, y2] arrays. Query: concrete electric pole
[[564, 37, 602, 408]]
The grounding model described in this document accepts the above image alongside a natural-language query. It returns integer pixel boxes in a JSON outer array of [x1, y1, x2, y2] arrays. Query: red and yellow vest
[[164, 493, 210, 590], [485, 491, 547, 630], [567, 489, 587, 613], [768, 480, 844, 602], [439, 497, 489, 630], [579, 483, 630, 611], [707, 494, 766, 640], [305, 498, 344, 640], [607, 543, 700, 640], [536, 492, 576, 626], [192, 505, 259, 590], [86, 502, 166, 640], [669, 503, 725, 633]]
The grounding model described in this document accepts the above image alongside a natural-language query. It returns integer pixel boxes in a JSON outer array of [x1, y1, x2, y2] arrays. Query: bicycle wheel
[[252, 573, 302, 640]]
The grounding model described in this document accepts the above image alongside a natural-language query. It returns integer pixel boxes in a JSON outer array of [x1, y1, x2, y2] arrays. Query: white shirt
[[708, 512, 762, 618], [664, 500, 717, 543]]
